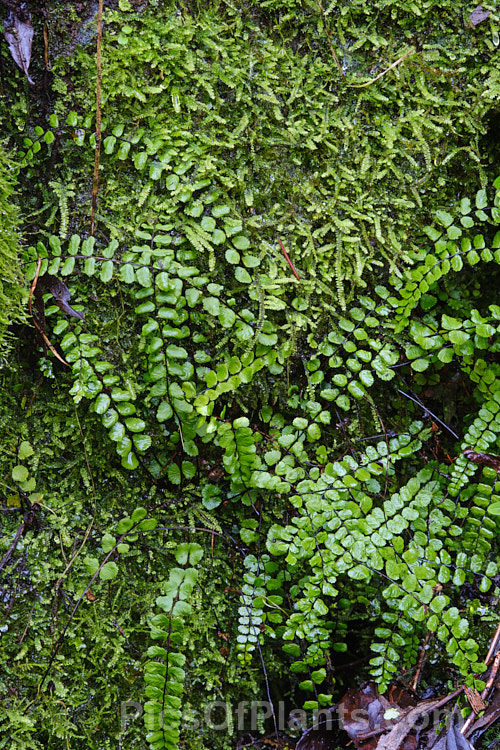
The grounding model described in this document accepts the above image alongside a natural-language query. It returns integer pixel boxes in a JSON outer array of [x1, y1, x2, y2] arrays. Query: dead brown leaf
[[3, 5, 34, 84], [42, 276, 85, 320], [469, 6, 490, 26], [463, 687, 485, 715], [431, 723, 475, 750], [295, 683, 416, 750], [466, 681, 500, 743]]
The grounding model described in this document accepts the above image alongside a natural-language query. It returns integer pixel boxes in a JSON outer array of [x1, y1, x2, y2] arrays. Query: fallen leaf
[[469, 6, 490, 26], [466, 679, 500, 743], [340, 682, 398, 748], [432, 722, 475, 750], [463, 687, 485, 715], [3, 6, 34, 84], [42, 276, 85, 320], [295, 683, 399, 750]]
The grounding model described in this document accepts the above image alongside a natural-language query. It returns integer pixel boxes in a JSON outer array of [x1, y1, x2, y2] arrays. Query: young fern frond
[[144, 543, 203, 750]]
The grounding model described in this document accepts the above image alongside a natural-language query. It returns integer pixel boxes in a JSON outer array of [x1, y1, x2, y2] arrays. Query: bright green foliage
[[18, 0, 500, 311], [145, 543, 203, 750], [0, 143, 25, 359], [395, 183, 500, 334], [1, 0, 500, 747]]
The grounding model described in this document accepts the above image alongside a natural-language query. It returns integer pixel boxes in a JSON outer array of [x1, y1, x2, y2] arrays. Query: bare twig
[[412, 630, 432, 691], [43, 21, 49, 70], [0, 518, 25, 571], [348, 48, 415, 89], [461, 637, 500, 735], [51, 406, 98, 632], [28, 256, 69, 367], [396, 388, 459, 439], [481, 652, 500, 701], [277, 235, 300, 281], [19, 602, 36, 645], [485, 621, 500, 666], [374, 689, 463, 749]]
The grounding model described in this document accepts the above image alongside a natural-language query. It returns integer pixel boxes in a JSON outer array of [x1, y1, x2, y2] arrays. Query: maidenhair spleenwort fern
[[144, 543, 204, 750], [394, 180, 500, 334], [23, 174, 500, 714], [17, 58, 500, 715]]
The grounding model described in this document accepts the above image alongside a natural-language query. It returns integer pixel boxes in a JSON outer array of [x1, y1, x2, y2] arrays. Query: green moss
[[0, 143, 25, 359], [39, 0, 500, 308]]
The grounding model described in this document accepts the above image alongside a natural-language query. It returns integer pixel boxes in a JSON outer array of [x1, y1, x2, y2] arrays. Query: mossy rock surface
[[1, 1, 500, 748]]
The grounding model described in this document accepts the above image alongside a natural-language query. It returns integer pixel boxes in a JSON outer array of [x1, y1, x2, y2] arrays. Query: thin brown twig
[[461, 707, 478, 736], [461, 633, 500, 736], [28, 256, 69, 367], [43, 22, 49, 69], [27, 255, 41, 315], [0, 518, 25, 571], [482, 651, 500, 700], [27, 525, 139, 708], [412, 630, 432, 691], [348, 48, 415, 88], [19, 602, 36, 645], [51, 406, 98, 633], [485, 620, 500, 666], [277, 235, 300, 281], [411, 54, 456, 77], [358, 688, 464, 741], [91, 0, 103, 235], [26, 375, 44, 412]]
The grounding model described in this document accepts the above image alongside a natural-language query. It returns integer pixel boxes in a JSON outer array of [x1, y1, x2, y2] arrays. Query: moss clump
[[0, 142, 25, 361]]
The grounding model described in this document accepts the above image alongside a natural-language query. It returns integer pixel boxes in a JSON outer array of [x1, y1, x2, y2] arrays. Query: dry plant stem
[[461, 650, 500, 735], [349, 48, 415, 88], [461, 711, 476, 736], [412, 630, 432, 691], [28, 254, 41, 311], [0, 518, 25, 571], [484, 620, 500, 665], [396, 387, 459, 439], [43, 22, 49, 69], [413, 54, 455, 77], [91, 0, 103, 236], [27, 523, 144, 709], [51, 407, 98, 633], [29, 256, 69, 366], [27, 375, 44, 411], [50, 405, 98, 621], [19, 602, 36, 645], [317, 0, 346, 81], [277, 235, 300, 280], [23, 506, 208, 711], [358, 688, 463, 742], [461, 615, 500, 734], [481, 650, 500, 700]]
